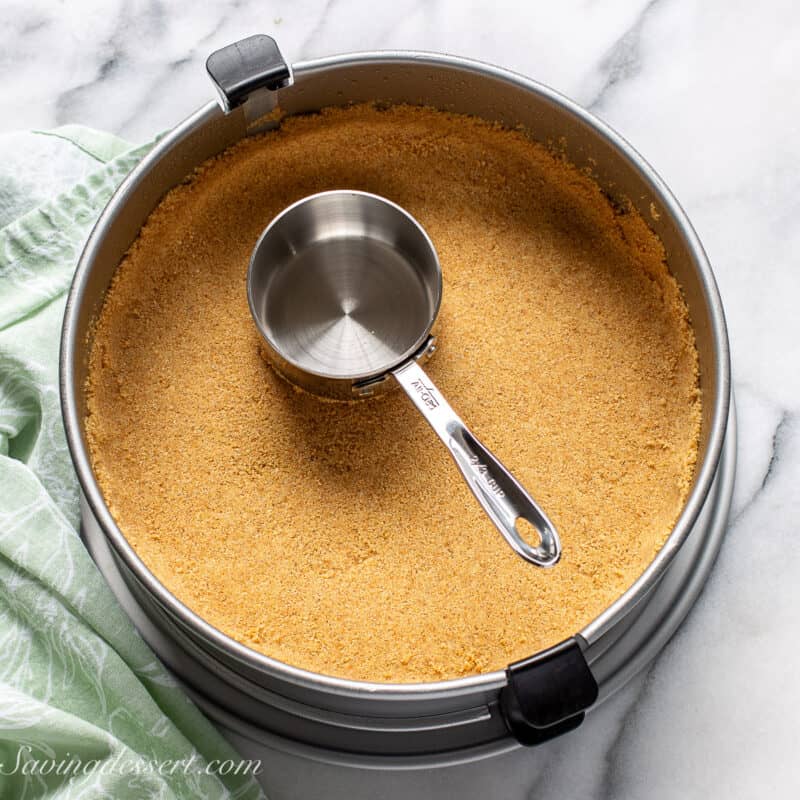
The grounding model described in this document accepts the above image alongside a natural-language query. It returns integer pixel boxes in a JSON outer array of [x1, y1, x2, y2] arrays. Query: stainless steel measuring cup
[[247, 190, 561, 567]]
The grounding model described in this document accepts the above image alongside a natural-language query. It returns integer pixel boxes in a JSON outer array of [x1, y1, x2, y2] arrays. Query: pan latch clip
[[499, 637, 599, 745], [206, 34, 293, 115]]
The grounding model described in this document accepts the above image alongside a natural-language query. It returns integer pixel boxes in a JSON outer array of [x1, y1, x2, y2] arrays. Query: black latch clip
[[206, 34, 293, 113], [500, 637, 599, 746]]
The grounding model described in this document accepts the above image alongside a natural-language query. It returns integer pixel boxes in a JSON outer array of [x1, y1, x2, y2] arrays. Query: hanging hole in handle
[[514, 517, 542, 548]]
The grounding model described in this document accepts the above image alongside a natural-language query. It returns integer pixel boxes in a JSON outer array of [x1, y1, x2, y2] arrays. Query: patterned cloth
[[0, 126, 265, 800]]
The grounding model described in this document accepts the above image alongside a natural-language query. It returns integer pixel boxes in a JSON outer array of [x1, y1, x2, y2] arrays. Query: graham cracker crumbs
[[85, 104, 701, 683]]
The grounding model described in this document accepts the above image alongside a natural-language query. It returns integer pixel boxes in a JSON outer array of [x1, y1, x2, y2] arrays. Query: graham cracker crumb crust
[[85, 104, 701, 683]]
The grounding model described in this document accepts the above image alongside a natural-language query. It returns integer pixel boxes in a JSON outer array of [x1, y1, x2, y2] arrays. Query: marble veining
[[1, 0, 798, 797]]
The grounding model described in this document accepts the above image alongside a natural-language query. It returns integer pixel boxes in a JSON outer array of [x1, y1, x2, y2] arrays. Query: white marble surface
[[2, 0, 799, 797]]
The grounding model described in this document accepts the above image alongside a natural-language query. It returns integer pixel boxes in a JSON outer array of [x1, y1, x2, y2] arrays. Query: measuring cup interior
[[248, 191, 442, 381]]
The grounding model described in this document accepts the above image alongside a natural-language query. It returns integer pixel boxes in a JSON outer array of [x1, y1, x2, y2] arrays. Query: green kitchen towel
[[0, 126, 265, 800]]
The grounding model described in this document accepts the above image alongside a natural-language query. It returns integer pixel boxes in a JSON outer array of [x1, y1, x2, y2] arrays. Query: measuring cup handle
[[392, 361, 561, 567]]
